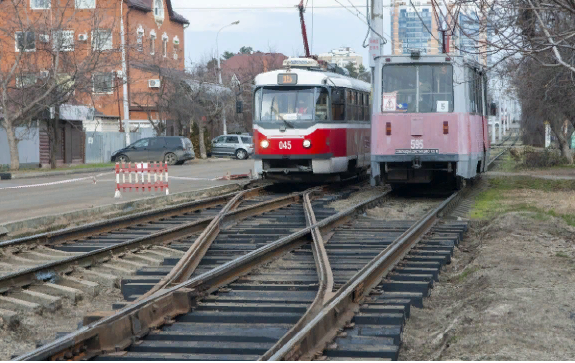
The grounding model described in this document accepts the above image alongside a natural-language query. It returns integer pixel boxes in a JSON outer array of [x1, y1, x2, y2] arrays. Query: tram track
[[11, 142, 516, 361]]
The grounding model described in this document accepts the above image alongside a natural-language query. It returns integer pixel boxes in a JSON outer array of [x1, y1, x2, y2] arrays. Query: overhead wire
[[333, 0, 388, 43]]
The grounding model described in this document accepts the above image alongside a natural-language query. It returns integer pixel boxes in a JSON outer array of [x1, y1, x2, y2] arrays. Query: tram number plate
[[411, 139, 424, 149], [279, 141, 292, 150], [395, 149, 439, 155]]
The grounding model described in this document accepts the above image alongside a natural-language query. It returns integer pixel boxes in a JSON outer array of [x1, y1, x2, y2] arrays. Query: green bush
[[522, 148, 566, 168], [189, 123, 212, 156]]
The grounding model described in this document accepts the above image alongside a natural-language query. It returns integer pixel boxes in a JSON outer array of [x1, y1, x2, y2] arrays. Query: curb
[[0, 182, 246, 236], [6, 167, 114, 180]]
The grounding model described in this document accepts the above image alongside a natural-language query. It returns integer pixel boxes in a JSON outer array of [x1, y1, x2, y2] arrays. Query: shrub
[[522, 148, 566, 168]]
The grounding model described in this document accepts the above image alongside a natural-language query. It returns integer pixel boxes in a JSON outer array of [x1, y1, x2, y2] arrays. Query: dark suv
[[111, 136, 195, 165]]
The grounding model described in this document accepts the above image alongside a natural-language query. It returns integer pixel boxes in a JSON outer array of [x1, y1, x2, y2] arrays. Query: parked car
[[111, 136, 195, 165], [211, 135, 254, 160]]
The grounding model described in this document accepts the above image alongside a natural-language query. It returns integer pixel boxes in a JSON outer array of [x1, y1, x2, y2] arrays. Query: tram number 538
[[279, 141, 292, 150], [410, 139, 424, 149]]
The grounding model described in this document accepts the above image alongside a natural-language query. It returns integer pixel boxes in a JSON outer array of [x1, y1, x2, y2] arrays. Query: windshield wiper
[[270, 96, 294, 129], [278, 114, 295, 129]]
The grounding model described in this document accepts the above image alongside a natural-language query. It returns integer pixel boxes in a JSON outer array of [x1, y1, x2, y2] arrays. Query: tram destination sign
[[395, 149, 439, 155], [278, 73, 298, 85]]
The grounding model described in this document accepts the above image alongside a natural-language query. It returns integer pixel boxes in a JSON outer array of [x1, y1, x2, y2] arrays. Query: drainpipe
[[120, 0, 130, 144]]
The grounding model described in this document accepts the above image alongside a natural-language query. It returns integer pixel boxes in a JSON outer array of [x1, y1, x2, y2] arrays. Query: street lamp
[[216, 20, 240, 135]]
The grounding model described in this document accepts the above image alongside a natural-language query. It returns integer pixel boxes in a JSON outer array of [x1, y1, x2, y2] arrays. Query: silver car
[[211, 135, 254, 160]]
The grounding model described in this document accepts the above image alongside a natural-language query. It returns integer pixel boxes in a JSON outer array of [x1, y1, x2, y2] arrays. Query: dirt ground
[[400, 211, 575, 360], [365, 197, 440, 220], [326, 185, 440, 221], [0, 285, 123, 360]]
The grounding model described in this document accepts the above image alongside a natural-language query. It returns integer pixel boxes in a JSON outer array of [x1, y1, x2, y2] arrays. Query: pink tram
[[370, 54, 490, 189], [253, 58, 371, 182]]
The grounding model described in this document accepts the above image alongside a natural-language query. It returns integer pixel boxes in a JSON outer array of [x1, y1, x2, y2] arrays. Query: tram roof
[[255, 68, 371, 92]]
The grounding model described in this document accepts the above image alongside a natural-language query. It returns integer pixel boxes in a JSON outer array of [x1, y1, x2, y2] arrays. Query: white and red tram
[[253, 58, 371, 182], [371, 54, 490, 189]]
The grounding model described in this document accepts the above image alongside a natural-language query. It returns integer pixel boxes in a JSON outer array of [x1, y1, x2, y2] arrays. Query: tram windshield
[[382, 64, 453, 112], [255, 87, 329, 123]]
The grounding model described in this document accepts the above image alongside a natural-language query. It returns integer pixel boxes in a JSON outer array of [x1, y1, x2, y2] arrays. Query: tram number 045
[[279, 141, 292, 150], [410, 139, 424, 149]]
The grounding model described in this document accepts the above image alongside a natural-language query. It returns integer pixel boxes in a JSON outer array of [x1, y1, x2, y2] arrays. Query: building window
[[136, 26, 144, 52], [31, 0, 50, 9], [75, 0, 95, 8], [154, 0, 164, 18], [173, 36, 179, 59], [92, 29, 112, 51], [162, 35, 168, 57], [52, 30, 74, 51], [16, 73, 37, 88], [93, 72, 114, 94], [15, 31, 35, 52], [150, 34, 156, 55]]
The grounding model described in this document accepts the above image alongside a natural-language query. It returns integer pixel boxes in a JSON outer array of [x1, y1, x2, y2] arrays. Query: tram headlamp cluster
[[260, 140, 270, 149], [303, 139, 311, 148]]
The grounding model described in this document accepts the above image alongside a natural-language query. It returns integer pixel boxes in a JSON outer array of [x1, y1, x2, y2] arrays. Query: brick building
[[0, 0, 188, 166]]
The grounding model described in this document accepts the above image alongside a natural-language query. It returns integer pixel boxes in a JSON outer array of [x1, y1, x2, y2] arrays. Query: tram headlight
[[303, 139, 311, 148], [260, 140, 270, 149]]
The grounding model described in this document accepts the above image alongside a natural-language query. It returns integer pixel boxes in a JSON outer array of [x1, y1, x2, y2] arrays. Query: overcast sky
[[170, 0, 392, 69]]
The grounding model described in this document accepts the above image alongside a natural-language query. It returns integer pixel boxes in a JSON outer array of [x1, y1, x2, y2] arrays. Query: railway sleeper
[[324, 223, 465, 361]]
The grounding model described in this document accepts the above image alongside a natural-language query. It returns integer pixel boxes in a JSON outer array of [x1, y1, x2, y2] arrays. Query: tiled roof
[[125, 0, 189, 24]]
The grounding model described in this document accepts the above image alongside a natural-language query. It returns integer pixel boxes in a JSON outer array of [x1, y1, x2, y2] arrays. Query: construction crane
[[297, 0, 311, 58]]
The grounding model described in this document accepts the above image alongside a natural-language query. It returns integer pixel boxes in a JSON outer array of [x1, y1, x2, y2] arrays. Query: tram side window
[[346, 90, 354, 120], [475, 72, 483, 115], [363, 93, 371, 121], [358, 92, 364, 121], [468, 68, 477, 113], [332, 88, 345, 121], [315, 88, 329, 121]]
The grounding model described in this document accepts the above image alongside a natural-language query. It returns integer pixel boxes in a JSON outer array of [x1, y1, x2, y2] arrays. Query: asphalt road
[[0, 158, 254, 225]]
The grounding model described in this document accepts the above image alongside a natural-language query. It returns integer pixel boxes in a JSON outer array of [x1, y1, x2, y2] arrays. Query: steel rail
[[0, 189, 245, 249], [15, 192, 387, 361], [258, 189, 336, 361], [487, 131, 521, 170], [0, 188, 302, 293], [268, 191, 462, 361], [135, 188, 257, 301]]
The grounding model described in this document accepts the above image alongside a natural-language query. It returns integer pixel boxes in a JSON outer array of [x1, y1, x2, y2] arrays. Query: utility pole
[[370, 0, 384, 186], [216, 21, 239, 136]]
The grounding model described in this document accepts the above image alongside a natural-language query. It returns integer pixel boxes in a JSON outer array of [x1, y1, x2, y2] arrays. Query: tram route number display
[[277, 74, 298, 85], [395, 149, 440, 155]]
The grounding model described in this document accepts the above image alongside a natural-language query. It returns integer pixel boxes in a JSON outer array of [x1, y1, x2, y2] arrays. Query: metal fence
[[0, 126, 40, 168], [85, 130, 154, 164]]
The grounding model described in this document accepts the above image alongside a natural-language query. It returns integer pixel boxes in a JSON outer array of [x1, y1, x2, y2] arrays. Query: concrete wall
[[0, 126, 40, 168]]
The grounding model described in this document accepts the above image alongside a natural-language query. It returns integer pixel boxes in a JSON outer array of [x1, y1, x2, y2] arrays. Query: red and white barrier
[[115, 162, 169, 198]]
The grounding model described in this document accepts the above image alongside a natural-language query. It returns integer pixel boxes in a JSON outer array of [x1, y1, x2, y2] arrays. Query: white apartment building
[[318, 47, 363, 71]]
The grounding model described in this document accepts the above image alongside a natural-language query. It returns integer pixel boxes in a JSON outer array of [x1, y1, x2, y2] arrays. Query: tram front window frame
[[381, 63, 454, 113], [254, 86, 329, 127]]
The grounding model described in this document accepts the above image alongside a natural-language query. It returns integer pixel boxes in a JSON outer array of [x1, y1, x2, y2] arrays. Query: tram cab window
[[382, 64, 453, 112], [257, 86, 330, 123], [419, 65, 453, 112], [332, 88, 345, 121], [382, 65, 417, 112]]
